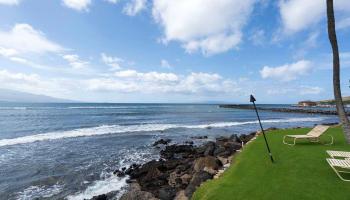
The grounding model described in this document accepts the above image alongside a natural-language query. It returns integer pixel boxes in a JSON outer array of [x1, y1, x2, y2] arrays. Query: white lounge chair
[[327, 150, 350, 159], [326, 158, 350, 181], [283, 125, 333, 146]]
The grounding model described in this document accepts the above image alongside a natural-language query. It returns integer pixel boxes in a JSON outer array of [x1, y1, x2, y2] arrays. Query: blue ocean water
[[0, 103, 339, 199]]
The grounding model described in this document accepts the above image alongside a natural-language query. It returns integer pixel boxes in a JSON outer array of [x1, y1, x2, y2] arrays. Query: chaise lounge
[[326, 158, 350, 181], [283, 125, 333, 146]]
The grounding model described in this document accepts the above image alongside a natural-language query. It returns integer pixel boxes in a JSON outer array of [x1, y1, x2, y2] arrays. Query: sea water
[[0, 103, 339, 199]]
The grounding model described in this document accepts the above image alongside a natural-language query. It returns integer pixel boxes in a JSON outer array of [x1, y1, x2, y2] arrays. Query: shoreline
[[90, 123, 337, 200], [219, 104, 350, 116]]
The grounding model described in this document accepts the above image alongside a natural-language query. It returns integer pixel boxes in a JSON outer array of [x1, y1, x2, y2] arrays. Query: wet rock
[[113, 169, 125, 177], [190, 136, 208, 139], [160, 145, 196, 159], [153, 139, 172, 146], [91, 194, 107, 200], [184, 141, 194, 145]]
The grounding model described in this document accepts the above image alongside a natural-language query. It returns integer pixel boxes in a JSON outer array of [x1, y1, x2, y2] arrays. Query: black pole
[[250, 95, 274, 163]]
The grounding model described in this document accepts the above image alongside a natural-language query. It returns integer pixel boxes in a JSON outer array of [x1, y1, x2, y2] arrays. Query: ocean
[[0, 103, 339, 199]]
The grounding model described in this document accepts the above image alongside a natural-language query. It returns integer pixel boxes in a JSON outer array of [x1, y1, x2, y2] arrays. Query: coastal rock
[[180, 174, 192, 185], [203, 141, 215, 156], [158, 186, 177, 200], [190, 136, 208, 139], [185, 171, 213, 197], [120, 183, 158, 200], [153, 139, 172, 146], [239, 132, 256, 144], [193, 156, 221, 174], [113, 169, 125, 177], [160, 145, 196, 159], [174, 190, 189, 200], [120, 133, 255, 200], [91, 194, 107, 200]]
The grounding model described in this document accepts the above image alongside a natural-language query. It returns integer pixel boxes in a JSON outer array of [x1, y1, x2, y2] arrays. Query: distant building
[[298, 100, 317, 107]]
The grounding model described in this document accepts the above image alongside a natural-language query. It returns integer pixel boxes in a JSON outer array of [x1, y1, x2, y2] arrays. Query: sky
[[0, 0, 349, 103]]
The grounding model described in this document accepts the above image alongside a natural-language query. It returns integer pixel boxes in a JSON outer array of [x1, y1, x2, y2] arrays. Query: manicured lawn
[[193, 126, 350, 200]]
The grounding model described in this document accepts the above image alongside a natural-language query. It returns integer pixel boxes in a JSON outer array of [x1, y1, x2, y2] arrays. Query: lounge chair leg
[[283, 136, 296, 146], [323, 135, 334, 145], [330, 165, 350, 181]]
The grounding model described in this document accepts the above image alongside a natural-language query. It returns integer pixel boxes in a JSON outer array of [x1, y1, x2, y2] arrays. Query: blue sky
[[0, 0, 349, 103]]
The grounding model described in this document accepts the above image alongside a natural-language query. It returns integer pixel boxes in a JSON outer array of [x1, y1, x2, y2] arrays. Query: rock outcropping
[[118, 132, 256, 200]]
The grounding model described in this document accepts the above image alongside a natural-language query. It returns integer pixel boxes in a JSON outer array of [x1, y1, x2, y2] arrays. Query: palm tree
[[326, 0, 350, 143]]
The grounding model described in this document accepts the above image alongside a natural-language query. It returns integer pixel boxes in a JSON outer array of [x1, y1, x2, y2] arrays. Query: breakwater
[[219, 104, 350, 116]]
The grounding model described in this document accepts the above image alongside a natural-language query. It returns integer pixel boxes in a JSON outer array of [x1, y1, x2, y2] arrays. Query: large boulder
[[185, 171, 213, 197], [157, 186, 177, 200], [160, 145, 196, 159], [193, 156, 221, 174], [203, 141, 215, 156], [120, 183, 158, 200]]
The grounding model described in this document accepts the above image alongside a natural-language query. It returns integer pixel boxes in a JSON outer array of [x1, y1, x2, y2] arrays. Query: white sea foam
[[66, 174, 128, 200], [16, 184, 64, 199], [0, 107, 27, 110], [0, 117, 326, 147]]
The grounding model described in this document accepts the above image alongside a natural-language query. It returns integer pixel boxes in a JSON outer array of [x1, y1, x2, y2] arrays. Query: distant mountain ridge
[[0, 88, 76, 103]]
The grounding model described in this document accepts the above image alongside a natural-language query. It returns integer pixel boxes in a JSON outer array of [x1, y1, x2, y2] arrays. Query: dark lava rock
[[113, 169, 125, 177], [191, 135, 208, 139], [184, 141, 194, 145], [160, 145, 196, 159], [185, 171, 213, 197], [239, 132, 256, 144], [203, 141, 215, 156], [153, 139, 172, 146], [158, 186, 176, 200], [91, 194, 107, 200]]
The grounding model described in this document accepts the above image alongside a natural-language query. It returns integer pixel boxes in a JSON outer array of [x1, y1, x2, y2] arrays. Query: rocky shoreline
[[91, 131, 258, 200], [219, 104, 350, 116], [90, 123, 339, 200]]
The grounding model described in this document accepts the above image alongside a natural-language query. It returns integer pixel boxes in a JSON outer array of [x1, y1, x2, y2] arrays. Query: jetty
[[219, 104, 350, 116]]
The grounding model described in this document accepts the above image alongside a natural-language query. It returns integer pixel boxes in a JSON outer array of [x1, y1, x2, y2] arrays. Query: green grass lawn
[[193, 126, 350, 200]]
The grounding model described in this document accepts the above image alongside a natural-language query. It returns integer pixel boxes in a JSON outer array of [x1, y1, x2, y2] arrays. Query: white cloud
[[62, 0, 91, 11], [123, 0, 147, 16], [101, 53, 123, 70], [267, 86, 323, 95], [0, 24, 63, 55], [299, 86, 323, 95], [278, 0, 350, 34], [87, 70, 240, 95], [0, 47, 18, 57], [0, 0, 19, 5], [105, 0, 119, 4], [249, 29, 265, 46], [114, 70, 178, 82], [160, 59, 171, 69], [62, 54, 89, 69], [152, 0, 256, 55], [260, 60, 312, 81]]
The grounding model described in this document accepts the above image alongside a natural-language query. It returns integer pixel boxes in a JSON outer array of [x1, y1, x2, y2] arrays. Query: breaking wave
[[0, 117, 326, 147]]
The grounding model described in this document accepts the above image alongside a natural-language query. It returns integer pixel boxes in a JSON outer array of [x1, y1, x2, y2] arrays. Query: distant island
[[0, 88, 76, 103]]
